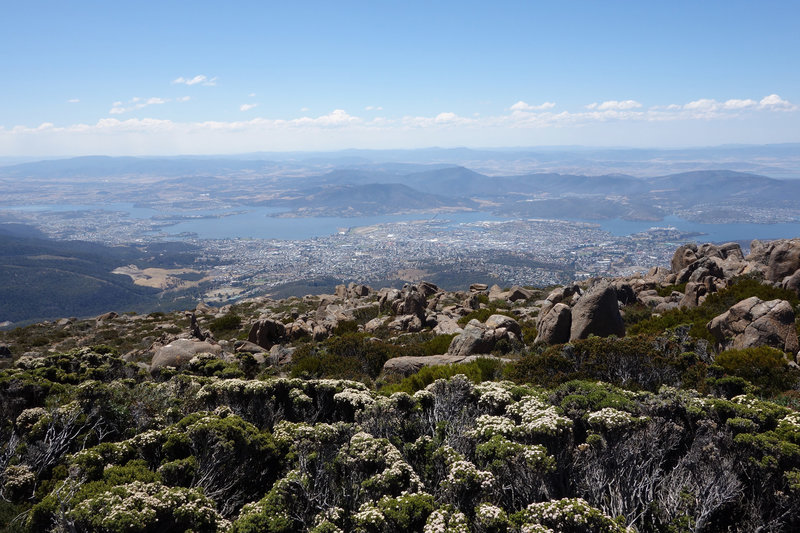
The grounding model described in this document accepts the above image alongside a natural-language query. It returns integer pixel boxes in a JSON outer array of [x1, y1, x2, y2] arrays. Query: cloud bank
[[2, 94, 797, 155]]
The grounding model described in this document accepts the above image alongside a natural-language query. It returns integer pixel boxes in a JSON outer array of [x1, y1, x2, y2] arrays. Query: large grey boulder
[[485, 314, 522, 338], [671, 244, 698, 274], [507, 285, 534, 302], [448, 320, 495, 356], [569, 280, 625, 341], [151, 339, 222, 370], [248, 318, 286, 349], [766, 240, 800, 282], [707, 297, 799, 354], [782, 269, 800, 297], [534, 303, 571, 345]]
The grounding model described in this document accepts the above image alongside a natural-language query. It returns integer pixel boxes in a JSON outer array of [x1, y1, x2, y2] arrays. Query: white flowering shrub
[[475, 502, 508, 532], [471, 414, 516, 441], [423, 506, 469, 533], [345, 432, 422, 497], [514, 497, 631, 533], [585, 408, 642, 432], [1, 464, 35, 501], [475, 381, 516, 413], [69, 481, 229, 533], [506, 397, 572, 441]]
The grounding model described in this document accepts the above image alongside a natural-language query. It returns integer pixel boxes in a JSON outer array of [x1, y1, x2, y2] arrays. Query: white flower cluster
[[423, 508, 469, 533], [444, 460, 495, 491], [289, 387, 313, 409], [778, 411, 800, 431], [507, 397, 572, 438], [586, 407, 638, 431], [346, 432, 422, 492], [71, 481, 226, 531], [131, 429, 162, 449], [413, 389, 435, 407], [472, 414, 517, 440], [353, 501, 386, 528], [731, 394, 762, 409], [522, 497, 631, 532], [520, 525, 555, 533], [273, 421, 348, 448], [14, 355, 46, 370], [475, 381, 515, 411], [2, 464, 35, 495], [15, 407, 47, 431], [475, 502, 507, 527], [334, 388, 376, 411]]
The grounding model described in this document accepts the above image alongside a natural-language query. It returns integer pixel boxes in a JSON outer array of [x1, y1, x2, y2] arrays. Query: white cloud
[[510, 100, 556, 111], [177, 96, 191, 102], [300, 107, 310, 112], [248, 93, 256, 97], [759, 94, 796, 110], [240, 103, 258, 111], [682, 94, 796, 116], [172, 75, 217, 86], [365, 105, 384, 111], [586, 100, 642, 111], [108, 96, 169, 114], [67, 98, 80, 104], [5, 93, 797, 155]]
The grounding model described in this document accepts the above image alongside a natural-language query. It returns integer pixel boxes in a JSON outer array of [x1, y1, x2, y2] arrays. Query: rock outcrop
[[534, 303, 571, 345], [447, 315, 522, 356], [707, 297, 799, 354], [150, 338, 222, 370], [569, 280, 625, 341], [248, 318, 286, 349]]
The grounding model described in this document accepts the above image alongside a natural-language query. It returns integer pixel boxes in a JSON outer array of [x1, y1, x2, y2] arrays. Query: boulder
[[766, 240, 800, 282], [248, 318, 286, 349], [708, 297, 799, 354], [387, 314, 424, 333], [0, 344, 11, 358], [676, 256, 724, 284], [269, 344, 295, 366], [782, 269, 800, 297], [417, 281, 439, 298], [507, 285, 534, 302], [485, 314, 522, 338], [718, 242, 745, 261], [463, 293, 482, 311], [447, 320, 495, 356], [534, 303, 571, 345], [392, 289, 427, 319], [671, 244, 698, 274], [151, 339, 222, 370], [569, 280, 625, 341], [433, 317, 463, 336], [612, 281, 636, 305], [96, 311, 118, 323], [195, 301, 216, 315], [470, 283, 489, 292], [347, 282, 371, 298], [234, 340, 267, 354]]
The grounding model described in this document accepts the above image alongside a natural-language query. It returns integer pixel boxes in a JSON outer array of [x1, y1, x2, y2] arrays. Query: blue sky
[[1, 0, 799, 155]]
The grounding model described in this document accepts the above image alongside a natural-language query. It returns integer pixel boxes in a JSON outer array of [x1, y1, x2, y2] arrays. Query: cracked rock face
[[707, 296, 799, 354]]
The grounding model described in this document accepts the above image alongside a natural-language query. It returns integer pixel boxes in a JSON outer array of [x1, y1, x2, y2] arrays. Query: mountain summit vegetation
[[2, 239, 800, 532]]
